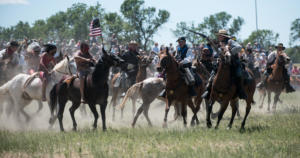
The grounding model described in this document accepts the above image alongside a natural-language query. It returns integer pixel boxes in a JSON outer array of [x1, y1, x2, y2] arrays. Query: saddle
[[62, 75, 77, 87]]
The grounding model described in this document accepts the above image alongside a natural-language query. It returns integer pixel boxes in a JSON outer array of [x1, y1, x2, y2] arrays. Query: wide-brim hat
[[129, 40, 138, 45], [217, 29, 231, 38], [7, 41, 20, 47], [275, 43, 285, 50], [176, 37, 186, 42]]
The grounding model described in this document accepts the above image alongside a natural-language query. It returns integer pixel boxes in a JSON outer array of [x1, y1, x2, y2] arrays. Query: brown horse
[[259, 52, 290, 111], [206, 52, 256, 130], [156, 48, 204, 127], [110, 55, 153, 120]]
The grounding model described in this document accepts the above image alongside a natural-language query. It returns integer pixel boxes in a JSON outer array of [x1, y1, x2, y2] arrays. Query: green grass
[[1, 92, 300, 158]]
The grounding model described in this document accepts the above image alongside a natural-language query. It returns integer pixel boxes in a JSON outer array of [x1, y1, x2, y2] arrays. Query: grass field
[[0, 91, 300, 158]]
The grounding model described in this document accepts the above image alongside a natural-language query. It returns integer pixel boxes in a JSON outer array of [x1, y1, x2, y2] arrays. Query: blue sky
[[0, 0, 299, 46]]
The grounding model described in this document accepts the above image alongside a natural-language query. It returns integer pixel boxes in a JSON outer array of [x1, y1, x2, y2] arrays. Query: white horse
[[0, 56, 76, 123]]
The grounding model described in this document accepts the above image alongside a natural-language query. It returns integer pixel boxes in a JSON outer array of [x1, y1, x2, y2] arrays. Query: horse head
[[52, 56, 76, 75], [156, 47, 176, 72], [277, 52, 290, 66], [219, 50, 231, 65], [100, 47, 125, 68], [138, 55, 153, 68]]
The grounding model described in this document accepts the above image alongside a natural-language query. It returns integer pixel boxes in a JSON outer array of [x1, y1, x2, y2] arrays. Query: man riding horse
[[119, 40, 140, 88], [159, 37, 199, 97], [202, 29, 247, 100], [257, 43, 295, 93], [0, 41, 20, 84]]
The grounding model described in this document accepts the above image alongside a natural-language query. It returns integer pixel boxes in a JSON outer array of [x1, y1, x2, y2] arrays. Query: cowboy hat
[[176, 37, 186, 42], [129, 40, 138, 45], [275, 43, 285, 50], [217, 29, 231, 38]]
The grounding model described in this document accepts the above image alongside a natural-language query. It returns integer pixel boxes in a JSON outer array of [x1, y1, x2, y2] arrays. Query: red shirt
[[39, 53, 55, 70]]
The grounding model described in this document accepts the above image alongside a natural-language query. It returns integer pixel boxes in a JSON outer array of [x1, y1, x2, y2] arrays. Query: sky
[[0, 0, 299, 46]]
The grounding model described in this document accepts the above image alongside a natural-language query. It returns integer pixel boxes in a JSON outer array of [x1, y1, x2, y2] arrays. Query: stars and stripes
[[89, 18, 102, 37]]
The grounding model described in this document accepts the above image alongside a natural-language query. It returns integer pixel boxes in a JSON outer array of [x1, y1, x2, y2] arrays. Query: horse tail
[[49, 83, 59, 114], [119, 82, 143, 110]]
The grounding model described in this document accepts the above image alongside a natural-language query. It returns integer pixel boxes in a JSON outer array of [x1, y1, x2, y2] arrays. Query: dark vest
[[175, 45, 188, 62]]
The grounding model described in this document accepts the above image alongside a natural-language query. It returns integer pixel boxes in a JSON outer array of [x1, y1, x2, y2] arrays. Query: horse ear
[[102, 47, 108, 55], [166, 47, 170, 56]]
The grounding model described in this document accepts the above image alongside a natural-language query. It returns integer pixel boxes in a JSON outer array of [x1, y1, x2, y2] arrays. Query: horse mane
[[52, 57, 68, 72]]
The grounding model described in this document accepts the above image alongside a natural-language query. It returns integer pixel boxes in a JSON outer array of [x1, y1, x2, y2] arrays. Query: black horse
[[49, 48, 124, 131]]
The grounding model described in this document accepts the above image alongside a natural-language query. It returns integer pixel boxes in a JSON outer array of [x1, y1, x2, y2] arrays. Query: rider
[[39, 44, 57, 101], [74, 42, 96, 103], [199, 44, 214, 73], [119, 40, 140, 87], [202, 29, 247, 100], [257, 43, 295, 93], [158, 37, 198, 97], [0, 41, 20, 68], [25, 42, 41, 74]]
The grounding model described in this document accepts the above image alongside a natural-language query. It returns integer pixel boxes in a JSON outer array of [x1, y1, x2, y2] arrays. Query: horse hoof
[[239, 127, 245, 133], [190, 121, 195, 127], [226, 126, 232, 130], [162, 123, 168, 128], [207, 122, 212, 128], [214, 126, 218, 130], [72, 128, 77, 131], [103, 128, 107, 132]]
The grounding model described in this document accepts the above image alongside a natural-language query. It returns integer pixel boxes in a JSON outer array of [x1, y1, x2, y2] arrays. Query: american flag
[[89, 18, 102, 37]]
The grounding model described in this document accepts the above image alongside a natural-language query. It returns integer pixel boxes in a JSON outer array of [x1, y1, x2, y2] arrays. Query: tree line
[[0, 1, 299, 61]]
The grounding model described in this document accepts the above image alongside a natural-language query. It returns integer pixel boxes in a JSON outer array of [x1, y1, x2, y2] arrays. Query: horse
[[118, 77, 165, 127], [110, 55, 153, 121], [0, 56, 76, 123], [206, 51, 256, 130], [49, 48, 124, 131], [258, 52, 290, 111], [156, 48, 204, 128]]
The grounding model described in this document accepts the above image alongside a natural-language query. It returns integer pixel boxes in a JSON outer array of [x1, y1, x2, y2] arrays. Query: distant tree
[[31, 20, 48, 40], [243, 29, 279, 49], [12, 21, 32, 40], [174, 12, 244, 43], [290, 18, 300, 45], [104, 12, 125, 44], [173, 22, 203, 44], [0, 26, 14, 41], [120, 0, 170, 50], [286, 46, 300, 63], [46, 11, 71, 40]]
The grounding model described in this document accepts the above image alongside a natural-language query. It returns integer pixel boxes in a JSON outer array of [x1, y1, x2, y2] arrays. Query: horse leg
[[57, 102, 66, 132], [215, 101, 229, 129], [143, 103, 152, 127], [241, 101, 252, 131], [88, 103, 99, 130], [20, 108, 31, 123], [69, 102, 80, 131], [132, 104, 144, 128], [267, 91, 271, 112], [236, 101, 241, 118], [100, 103, 107, 131], [273, 93, 280, 111], [132, 97, 137, 119], [163, 99, 171, 128], [206, 99, 214, 128], [35, 100, 43, 114], [259, 90, 266, 109], [182, 103, 188, 128], [192, 97, 202, 125], [227, 99, 238, 129]]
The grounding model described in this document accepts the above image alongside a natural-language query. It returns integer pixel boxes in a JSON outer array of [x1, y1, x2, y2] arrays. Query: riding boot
[[188, 85, 197, 97], [283, 68, 295, 93], [159, 89, 166, 98], [42, 79, 47, 101], [236, 76, 247, 99], [201, 72, 214, 99]]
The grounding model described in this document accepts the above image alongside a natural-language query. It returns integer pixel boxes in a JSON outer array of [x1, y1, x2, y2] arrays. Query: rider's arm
[[40, 54, 50, 72], [180, 49, 194, 65]]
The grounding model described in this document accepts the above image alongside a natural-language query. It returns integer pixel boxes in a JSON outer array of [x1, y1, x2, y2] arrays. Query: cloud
[[0, 0, 29, 5]]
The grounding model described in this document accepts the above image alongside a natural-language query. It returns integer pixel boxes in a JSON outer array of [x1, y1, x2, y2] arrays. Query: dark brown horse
[[49, 48, 124, 131], [259, 52, 290, 111], [206, 52, 256, 130], [110, 55, 153, 120], [156, 48, 204, 127]]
